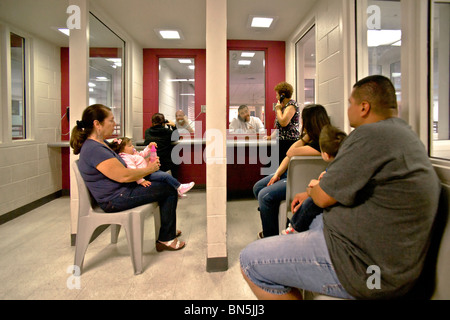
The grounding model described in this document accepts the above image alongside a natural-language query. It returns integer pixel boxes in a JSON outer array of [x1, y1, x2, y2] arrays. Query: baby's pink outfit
[[119, 146, 151, 184]]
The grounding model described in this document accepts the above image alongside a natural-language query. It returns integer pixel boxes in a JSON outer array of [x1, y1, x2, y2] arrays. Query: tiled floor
[[0, 190, 261, 300]]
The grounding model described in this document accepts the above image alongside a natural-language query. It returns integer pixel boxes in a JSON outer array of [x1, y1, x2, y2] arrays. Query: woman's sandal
[[156, 238, 186, 252]]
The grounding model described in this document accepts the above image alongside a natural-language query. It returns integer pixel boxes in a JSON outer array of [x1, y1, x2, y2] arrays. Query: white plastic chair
[[72, 160, 160, 275], [278, 156, 327, 234]]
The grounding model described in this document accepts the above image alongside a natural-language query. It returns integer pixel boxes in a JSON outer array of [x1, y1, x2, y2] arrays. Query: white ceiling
[[0, 0, 317, 48]]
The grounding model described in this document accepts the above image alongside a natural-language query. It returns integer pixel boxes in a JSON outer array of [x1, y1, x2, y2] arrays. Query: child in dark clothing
[[282, 125, 347, 234]]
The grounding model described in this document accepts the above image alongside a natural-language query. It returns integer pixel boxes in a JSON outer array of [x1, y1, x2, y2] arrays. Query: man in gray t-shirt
[[240, 75, 441, 300], [311, 75, 440, 299]]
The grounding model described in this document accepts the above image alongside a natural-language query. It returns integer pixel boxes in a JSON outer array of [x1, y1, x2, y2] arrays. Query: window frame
[[0, 23, 32, 145], [428, 0, 450, 161], [294, 24, 317, 107]]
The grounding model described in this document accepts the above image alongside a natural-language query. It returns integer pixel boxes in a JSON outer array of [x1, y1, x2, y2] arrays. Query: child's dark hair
[[319, 125, 347, 158], [109, 137, 131, 154]]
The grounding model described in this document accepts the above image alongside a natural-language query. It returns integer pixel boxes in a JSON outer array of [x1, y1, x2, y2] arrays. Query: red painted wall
[[143, 49, 207, 136], [61, 47, 70, 190], [61, 41, 285, 192]]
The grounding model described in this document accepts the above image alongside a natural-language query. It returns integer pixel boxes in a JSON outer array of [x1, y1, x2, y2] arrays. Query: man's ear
[[360, 101, 371, 117]]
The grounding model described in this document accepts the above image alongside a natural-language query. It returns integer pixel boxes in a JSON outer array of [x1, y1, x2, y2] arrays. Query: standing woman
[[70, 104, 185, 251], [265, 82, 301, 162], [254, 104, 331, 238]]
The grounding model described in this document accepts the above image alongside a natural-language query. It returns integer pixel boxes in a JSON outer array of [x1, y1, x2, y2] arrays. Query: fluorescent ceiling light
[[88, 82, 96, 87], [251, 17, 274, 28], [168, 79, 195, 82], [179, 59, 192, 64], [158, 30, 181, 39], [241, 52, 255, 58], [367, 30, 401, 47], [188, 65, 195, 70], [238, 60, 252, 66], [58, 28, 70, 36], [180, 94, 195, 96]]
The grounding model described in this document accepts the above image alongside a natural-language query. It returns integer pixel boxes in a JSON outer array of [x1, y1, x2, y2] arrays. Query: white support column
[[205, 0, 228, 272], [69, 0, 89, 244]]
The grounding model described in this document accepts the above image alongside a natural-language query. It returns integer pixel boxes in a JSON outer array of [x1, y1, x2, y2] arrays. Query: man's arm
[[307, 182, 337, 208]]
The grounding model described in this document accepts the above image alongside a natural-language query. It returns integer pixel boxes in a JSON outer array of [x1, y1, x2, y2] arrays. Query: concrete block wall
[[0, 35, 62, 217]]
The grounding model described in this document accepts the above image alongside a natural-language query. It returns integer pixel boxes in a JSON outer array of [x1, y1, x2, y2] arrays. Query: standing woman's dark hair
[[300, 104, 331, 143], [70, 104, 111, 155]]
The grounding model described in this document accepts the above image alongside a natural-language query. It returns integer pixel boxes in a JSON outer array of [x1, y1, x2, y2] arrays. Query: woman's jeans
[[240, 215, 354, 299], [253, 172, 288, 237], [99, 181, 178, 242]]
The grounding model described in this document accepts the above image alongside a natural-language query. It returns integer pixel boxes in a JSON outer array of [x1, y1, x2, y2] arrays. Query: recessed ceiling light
[[156, 29, 182, 40], [367, 30, 401, 47], [241, 52, 255, 58], [179, 59, 192, 64], [188, 65, 195, 70], [58, 28, 70, 36], [238, 60, 252, 66], [251, 17, 274, 28]]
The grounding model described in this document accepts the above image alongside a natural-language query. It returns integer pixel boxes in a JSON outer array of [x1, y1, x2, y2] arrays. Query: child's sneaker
[[178, 182, 195, 197], [281, 224, 297, 235]]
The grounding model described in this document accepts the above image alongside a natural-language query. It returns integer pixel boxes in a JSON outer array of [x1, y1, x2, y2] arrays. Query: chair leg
[[74, 222, 97, 274], [125, 211, 145, 275], [111, 224, 121, 244]]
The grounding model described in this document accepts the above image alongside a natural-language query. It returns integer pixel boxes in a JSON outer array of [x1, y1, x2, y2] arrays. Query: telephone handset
[[274, 93, 287, 111]]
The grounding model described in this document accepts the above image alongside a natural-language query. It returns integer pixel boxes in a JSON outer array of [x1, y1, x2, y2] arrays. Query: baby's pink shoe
[[178, 182, 195, 197]]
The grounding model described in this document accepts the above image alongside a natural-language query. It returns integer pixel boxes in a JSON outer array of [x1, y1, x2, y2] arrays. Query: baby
[[110, 137, 194, 197], [283, 125, 347, 234]]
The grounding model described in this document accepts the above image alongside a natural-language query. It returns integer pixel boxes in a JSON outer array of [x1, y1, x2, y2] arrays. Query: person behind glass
[[175, 110, 194, 134], [109, 137, 195, 197], [229, 105, 265, 134], [282, 124, 347, 235], [70, 104, 185, 252], [253, 104, 331, 238], [144, 113, 180, 179], [265, 82, 300, 161]]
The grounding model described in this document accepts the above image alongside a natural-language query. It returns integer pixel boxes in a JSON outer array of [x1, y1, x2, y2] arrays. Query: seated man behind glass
[[229, 105, 265, 134], [175, 110, 194, 134]]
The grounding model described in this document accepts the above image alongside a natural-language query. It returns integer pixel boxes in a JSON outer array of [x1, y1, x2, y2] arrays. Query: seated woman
[[70, 104, 185, 252], [253, 104, 331, 238]]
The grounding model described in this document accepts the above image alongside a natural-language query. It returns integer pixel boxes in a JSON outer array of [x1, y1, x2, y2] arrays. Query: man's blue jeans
[[253, 172, 288, 237]]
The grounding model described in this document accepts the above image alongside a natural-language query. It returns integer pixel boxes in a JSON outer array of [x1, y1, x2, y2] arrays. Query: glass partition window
[[158, 58, 195, 133], [228, 50, 266, 129], [88, 13, 125, 137], [357, 0, 402, 108], [430, 1, 450, 159], [296, 25, 316, 106], [10, 32, 26, 140]]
